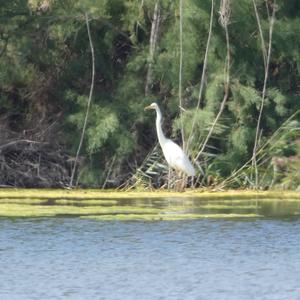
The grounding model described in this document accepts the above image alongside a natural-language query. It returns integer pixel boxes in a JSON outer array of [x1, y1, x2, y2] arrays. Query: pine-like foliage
[[0, 0, 299, 188]]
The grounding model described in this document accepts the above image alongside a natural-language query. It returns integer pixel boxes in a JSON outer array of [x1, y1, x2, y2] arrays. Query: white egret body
[[145, 102, 195, 176]]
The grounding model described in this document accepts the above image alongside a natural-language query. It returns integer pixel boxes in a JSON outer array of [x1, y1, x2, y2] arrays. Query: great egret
[[144, 102, 195, 177]]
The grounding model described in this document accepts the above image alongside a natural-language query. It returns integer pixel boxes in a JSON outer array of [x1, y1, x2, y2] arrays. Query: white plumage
[[145, 102, 195, 177]]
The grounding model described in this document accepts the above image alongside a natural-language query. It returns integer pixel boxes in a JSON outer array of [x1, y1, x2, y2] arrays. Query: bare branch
[[0, 36, 9, 58], [251, 1, 276, 187], [252, 0, 267, 69], [186, 0, 214, 152], [102, 155, 116, 189], [179, 0, 185, 149], [194, 0, 231, 162], [219, 0, 231, 27], [145, 1, 161, 96], [69, 12, 95, 187], [0, 140, 45, 151]]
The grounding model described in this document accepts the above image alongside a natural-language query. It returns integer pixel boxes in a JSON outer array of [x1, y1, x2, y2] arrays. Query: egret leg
[[174, 172, 185, 192], [168, 167, 171, 190], [180, 173, 186, 192], [174, 172, 180, 192]]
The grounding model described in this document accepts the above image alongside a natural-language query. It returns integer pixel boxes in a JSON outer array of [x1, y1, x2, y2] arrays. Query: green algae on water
[[0, 188, 299, 220], [1, 188, 300, 200], [81, 213, 262, 221]]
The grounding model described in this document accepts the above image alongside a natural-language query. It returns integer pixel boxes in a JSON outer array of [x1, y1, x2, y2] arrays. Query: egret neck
[[155, 105, 167, 146]]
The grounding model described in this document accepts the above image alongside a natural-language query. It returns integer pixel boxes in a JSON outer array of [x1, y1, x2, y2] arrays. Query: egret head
[[144, 102, 159, 111]]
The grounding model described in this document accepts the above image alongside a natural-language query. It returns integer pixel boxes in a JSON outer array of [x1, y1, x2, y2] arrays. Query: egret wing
[[162, 140, 195, 176]]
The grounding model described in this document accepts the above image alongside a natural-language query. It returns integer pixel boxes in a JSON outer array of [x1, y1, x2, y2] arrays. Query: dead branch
[[252, 0, 267, 69], [69, 12, 95, 187], [186, 0, 214, 152], [0, 140, 45, 151], [251, 0, 276, 187], [179, 0, 185, 149], [145, 1, 161, 96], [0, 140, 71, 187], [194, 0, 231, 162]]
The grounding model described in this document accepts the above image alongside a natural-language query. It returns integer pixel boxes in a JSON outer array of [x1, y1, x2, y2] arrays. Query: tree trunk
[[145, 1, 161, 96]]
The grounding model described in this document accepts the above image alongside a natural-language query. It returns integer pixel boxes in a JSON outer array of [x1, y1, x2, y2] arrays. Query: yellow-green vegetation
[[0, 204, 161, 218], [1, 188, 300, 200], [81, 213, 262, 221], [0, 189, 300, 220], [54, 199, 118, 206]]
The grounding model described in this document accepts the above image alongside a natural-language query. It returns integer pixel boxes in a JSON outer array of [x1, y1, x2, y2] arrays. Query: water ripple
[[1, 218, 300, 299]]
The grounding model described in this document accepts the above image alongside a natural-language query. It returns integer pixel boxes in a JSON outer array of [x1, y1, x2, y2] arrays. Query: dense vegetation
[[0, 0, 299, 189]]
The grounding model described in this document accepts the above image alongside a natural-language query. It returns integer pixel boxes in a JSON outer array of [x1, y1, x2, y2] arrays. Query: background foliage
[[0, 0, 299, 189]]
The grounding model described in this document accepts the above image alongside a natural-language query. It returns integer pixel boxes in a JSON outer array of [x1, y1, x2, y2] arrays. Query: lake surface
[[1, 214, 300, 299]]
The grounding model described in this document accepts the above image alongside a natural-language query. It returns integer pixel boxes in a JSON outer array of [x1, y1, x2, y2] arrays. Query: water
[[1, 216, 300, 299]]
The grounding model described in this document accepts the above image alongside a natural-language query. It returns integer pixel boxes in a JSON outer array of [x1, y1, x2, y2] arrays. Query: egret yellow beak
[[144, 105, 153, 111]]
